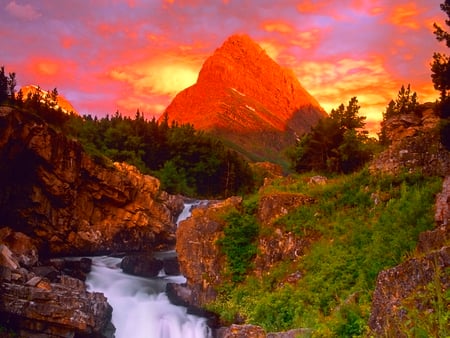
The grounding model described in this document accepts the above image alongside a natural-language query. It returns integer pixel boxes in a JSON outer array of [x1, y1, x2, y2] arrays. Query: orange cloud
[[296, 0, 326, 14], [288, 56, 412, 135], [290, 29, 320, 49], [389, 3, 420, 30], [262, 21, 293, 34], [34, 60, 60, 76], [107, 51, 205, 114]]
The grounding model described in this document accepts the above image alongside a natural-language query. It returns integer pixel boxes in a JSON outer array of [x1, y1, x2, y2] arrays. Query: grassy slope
[[208, 168, 443, 336]]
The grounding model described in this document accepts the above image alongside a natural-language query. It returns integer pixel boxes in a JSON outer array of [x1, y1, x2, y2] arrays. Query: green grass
[[207, 169, 443, 336]]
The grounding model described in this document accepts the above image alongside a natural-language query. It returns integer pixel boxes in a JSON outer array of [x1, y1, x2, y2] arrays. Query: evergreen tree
[[431, 0, 450, 102], [432, 1, 450, 149], [290, 97, 372, 174]]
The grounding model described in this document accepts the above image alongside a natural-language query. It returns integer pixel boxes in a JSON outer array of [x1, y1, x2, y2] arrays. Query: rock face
[[370, 106, 450, 176], [368, 176, 450, 336], [0, 107, 181, 256], [162, 34, 326, 164], [176, 197, 242, 306], [0, 231, 113, 337]]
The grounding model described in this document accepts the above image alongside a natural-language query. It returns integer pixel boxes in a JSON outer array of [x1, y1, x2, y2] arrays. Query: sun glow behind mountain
[[0, 1, 447, 134]]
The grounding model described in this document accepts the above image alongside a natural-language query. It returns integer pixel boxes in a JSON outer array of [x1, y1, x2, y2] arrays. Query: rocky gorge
[[0, 106, 185, 336], [0, 100, 449, 336]]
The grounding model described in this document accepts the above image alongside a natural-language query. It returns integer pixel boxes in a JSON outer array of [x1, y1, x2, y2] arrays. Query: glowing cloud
[[389, 3, 421, 30]]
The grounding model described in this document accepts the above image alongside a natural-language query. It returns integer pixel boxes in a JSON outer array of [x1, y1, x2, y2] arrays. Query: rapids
[[86, 201, 211, 338]]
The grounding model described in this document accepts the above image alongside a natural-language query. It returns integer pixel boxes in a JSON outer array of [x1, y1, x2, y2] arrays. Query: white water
[[86, 201, 211, 338]]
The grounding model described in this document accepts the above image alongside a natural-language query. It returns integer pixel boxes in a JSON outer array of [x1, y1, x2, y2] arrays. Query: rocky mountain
[[0, 106, 183, 256], [162, 34, 326, 165], [20, 85, 78, 115]]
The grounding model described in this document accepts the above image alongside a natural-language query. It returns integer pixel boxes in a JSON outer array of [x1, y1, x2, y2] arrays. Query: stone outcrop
[[0, 230, 114, 337], [176, 197, 242, 306], [0, 107, 182, 256], [257, 192, 314, 225], [370, 106, 450, 176], [162, 34, 326, 164], [368, 176, 450, 336], [120, 253, 163, 278]]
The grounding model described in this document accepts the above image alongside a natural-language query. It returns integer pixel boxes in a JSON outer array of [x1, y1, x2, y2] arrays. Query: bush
[[217, 210, 259, 282]]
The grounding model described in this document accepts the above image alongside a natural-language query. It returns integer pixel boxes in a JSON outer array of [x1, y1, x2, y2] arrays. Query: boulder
[[163, 256, 181, 276], [120, 254, 163, 277], [0, 279, 114, 337]]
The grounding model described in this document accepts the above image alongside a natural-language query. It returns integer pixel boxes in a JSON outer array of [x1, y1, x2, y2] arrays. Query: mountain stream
[[86, 201, 211, 338]]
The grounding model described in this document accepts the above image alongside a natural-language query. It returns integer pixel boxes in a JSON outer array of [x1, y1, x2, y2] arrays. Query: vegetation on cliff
[[208, 170, 444, 336], [0, 80, 255, 198]]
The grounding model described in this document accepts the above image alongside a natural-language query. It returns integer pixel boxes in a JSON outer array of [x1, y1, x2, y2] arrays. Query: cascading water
[[86, 201, 211, 338]]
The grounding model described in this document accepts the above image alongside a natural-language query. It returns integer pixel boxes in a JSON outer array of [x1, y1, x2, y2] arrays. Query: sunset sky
[[0, 0, 447, 133]]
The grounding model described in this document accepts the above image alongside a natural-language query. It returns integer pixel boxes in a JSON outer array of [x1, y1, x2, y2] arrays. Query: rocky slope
[[174, 192, 316, 308], [0, 106, 183, 256], [174, 105, 450, 336], [162, 34, 326, 164], [368, 176, 450, 336]]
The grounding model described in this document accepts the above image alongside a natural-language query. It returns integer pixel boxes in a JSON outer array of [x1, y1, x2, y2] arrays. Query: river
[[86, 201, 211, 338]]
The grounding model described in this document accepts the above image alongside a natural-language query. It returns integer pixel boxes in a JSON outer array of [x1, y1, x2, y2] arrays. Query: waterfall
[[86, 201, 211, 338]]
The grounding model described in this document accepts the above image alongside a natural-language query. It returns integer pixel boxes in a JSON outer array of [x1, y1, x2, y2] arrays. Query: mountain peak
[[163, 34, 326, 164], [20, 85, 78, 115]]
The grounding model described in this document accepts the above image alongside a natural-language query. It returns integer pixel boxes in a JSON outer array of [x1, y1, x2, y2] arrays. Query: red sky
[[0, 0, 447, 134]]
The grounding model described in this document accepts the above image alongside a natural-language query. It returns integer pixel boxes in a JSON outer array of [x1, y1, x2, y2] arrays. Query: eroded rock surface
[[370, 107, 450, 176], [0, 231, 114, 337], [176, 197, 242, 306]]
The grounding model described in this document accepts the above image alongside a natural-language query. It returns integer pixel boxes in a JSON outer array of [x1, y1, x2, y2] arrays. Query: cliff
[[0, 106, 182, 256], [162, 34, 326, 164], [370, 104, 450, 176]]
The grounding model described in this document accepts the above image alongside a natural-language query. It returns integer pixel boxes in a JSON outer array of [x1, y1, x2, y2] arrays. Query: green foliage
[[383, 85, 419, 119], [290, 97, 374, 174], [399, 265, 450, 337], [208, 170, 443, 335], [217, 210, 259, 282]]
